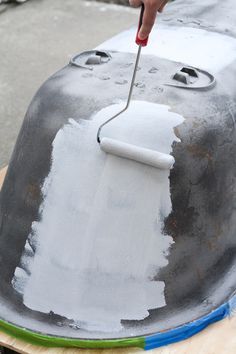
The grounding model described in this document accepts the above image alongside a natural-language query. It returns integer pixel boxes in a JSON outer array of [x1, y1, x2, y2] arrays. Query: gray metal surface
[[0, 0, 235, 342]]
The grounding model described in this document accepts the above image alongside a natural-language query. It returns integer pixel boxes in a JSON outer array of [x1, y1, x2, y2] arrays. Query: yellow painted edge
[[0, 166, 7, 188]]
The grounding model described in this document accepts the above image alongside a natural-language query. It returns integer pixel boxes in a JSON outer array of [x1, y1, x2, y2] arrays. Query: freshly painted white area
[[97, 25, 236, 73], [12, 101, 184, 333]]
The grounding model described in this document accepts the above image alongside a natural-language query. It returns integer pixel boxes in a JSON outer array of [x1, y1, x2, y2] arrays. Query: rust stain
[[187, 144, 213, 162], [169, 217, 178, 232], [26, 184, 41, 202]]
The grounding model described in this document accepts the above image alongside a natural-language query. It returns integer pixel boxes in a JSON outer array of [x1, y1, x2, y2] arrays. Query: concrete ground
[[0, 0, 137, 169]]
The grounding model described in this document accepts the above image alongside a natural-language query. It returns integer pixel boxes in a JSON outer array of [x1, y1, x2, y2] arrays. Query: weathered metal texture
[[162, 0, 236, 37], [0, 0, 235, 344]]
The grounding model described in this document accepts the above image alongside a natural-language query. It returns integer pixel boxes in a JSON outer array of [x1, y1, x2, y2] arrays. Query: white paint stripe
[[13, 101, 184, 332]]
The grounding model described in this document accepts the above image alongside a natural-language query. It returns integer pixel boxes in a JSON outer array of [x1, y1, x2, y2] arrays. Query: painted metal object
[[0, 0, 236, 350]]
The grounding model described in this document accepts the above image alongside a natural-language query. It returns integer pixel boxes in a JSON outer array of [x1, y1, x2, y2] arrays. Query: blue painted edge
[[144, 294, 236, 350]]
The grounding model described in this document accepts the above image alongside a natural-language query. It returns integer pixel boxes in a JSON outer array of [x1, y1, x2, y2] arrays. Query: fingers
[[158, 0, 169, 13], [129, 0, 142, 8], [129, 0, 169, 40], [138, 1, 161, 40]]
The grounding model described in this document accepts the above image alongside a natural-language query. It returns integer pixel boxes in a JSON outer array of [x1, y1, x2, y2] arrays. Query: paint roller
[[97, 4, 175, 170]]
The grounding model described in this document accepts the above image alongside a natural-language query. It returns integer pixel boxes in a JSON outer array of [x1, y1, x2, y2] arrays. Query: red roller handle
[[135, 4, 149, 46]]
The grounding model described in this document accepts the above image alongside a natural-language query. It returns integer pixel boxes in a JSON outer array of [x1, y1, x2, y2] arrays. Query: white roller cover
[[100, 137, 175, 170]]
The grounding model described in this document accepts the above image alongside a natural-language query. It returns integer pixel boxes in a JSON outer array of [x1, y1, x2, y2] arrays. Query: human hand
[[129, 0, 169, 40]]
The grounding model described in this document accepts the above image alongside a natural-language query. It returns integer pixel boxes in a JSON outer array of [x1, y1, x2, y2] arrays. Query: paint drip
[[12, 101, 184, 333]]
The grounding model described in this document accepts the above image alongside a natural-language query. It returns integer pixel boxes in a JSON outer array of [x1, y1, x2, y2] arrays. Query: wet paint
[[12, 101, 184, 332]]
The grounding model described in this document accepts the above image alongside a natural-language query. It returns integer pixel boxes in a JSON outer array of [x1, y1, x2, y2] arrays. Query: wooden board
[[0, 167, 236, 354], [0, 167, 8, 186]]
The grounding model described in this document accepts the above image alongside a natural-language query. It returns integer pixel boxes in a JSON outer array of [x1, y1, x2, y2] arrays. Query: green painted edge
[[0, 318, 145, 349]]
